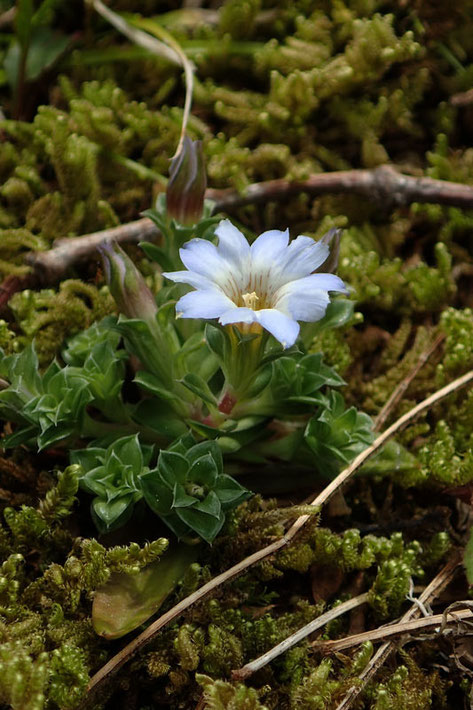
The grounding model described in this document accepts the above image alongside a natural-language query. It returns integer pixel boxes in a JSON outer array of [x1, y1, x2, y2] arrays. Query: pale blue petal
[[275, 273, 346, 321], [257, 309, 300, 348], [162, 269, 216, 290], [176, 290, 234, 319], [280, 236, 329, 280], [218, 307, 257, 326], [179, 239, 228, 283], [250, 229, 289, 265], [278, 289, 330, 322], [291, 273, 348, 294], [215, 219, 250, 268]]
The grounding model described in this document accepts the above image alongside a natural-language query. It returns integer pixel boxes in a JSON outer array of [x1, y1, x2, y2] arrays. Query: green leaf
[[187, 419, 221, 439], [179, 373, 217, 406], [24, 27, 70, 80], [92, 542, 198, 639], [172, 483, 197, 508], [175, 506, 225, 544], [132, 399, 187, 438], [71, 447, 104, 472], [188, 454, 219, 487], [5, 28, 71, 87], [158, 450, 189, 486], [141, 205, 168, 234], [194, 490, 221, 519], [134, 371, 178, 402], [245, 364, 272, 398], [214, 474, 252, 507], [37, 423, 76, 451], [140, 469, 174, 516], [186, 440, 223, 474], [193, 216, 221, 238], [92, 494, 136, 532], [139, 241, 174, 271], [311, 299, 355, 332], [1, 425, 37, 448], [359, 440, 420, 477], [168, 432, 196, 455], [63, 317, 120, 366], [106, 434, 144, 474]]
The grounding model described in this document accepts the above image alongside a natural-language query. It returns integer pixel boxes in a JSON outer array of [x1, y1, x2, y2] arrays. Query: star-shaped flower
[[163, 220, 348, 348]]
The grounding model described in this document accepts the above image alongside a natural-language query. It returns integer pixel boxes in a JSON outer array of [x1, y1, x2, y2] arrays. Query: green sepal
[[179, 373, 217, 406], [134, 371, 179, 402], [205, 322, 227, 362]]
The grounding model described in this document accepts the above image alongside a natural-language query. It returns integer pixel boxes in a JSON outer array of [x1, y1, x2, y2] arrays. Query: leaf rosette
[[71, 434, 154, 533], [140, 437, 251, 543]]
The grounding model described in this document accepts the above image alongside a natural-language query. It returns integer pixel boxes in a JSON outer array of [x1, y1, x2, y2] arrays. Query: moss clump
[[9, 280, 115, 364]]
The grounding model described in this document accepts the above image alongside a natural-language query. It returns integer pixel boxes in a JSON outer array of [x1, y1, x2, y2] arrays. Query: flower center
[[242, 291, 260, 310]]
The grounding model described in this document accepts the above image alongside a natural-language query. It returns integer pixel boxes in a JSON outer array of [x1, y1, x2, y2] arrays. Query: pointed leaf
[[92, 543, 198, 639]]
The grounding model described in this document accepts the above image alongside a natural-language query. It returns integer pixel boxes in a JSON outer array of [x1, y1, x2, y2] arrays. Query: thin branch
[[25, 165, 473, 284], [317, 606, 473, 653], [373, 333, 445, 432], [207, 164, 473, 211], [450, 88, 473, 107], [88, 0, 195, 159], [0, 6, 15, 28], [85, 373, 473, 701], [334, 554, 461, 710], [87, 0, 181, 64], [24, 217, 157, 283], [232, 593, 370, 681]]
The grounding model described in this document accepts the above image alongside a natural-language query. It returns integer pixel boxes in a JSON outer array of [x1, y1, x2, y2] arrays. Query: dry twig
[[24, 218, 157, 283], [26, 165, 473, 284], [450, 88, 473, 106], [333, 555, 461, 710], [232, 593, 370, 681], [318, 605, 471, 653], [208, 165, 473, 212], [373, 333, 445, 431], [85, 371, 473, 701]]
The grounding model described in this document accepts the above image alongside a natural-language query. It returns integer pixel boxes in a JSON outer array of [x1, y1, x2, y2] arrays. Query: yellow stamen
[[242, 291, 259, 310]]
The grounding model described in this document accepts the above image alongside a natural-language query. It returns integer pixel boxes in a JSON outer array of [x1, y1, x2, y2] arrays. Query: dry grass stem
[[232, 593, 370, 680], [374, 333, 445, 431], [85, 373, 471, 701], [334, 554, 461, 710], [317, 607, 472, 653]]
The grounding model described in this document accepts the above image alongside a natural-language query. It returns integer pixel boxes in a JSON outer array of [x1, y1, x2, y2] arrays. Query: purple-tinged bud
[[315, 228, 342, 274], [166, 136, 207, 225], [98, 241, 158, 322]]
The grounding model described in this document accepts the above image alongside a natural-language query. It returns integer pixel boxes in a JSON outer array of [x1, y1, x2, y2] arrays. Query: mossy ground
[[1, 0, 473, 708]]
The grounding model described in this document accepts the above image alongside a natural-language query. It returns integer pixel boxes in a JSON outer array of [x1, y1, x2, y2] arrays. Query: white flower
[[163, 219, 348, 349]]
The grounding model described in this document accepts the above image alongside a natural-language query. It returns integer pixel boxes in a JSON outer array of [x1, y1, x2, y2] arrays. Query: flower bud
[[315, 227, 342, 274], [166, 136, 206, 225], [98, 241, 158, 322]]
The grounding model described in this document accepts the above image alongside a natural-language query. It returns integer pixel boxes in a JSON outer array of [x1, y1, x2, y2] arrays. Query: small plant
[[0, 138, 371, 543]]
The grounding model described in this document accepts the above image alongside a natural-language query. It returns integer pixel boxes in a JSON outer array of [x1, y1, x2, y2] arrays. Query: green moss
[[1, 1, 473, 706], [9, 280, 115, 364], [197, 674, 269, 710]]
